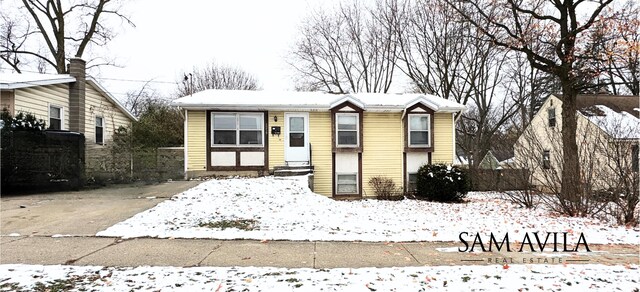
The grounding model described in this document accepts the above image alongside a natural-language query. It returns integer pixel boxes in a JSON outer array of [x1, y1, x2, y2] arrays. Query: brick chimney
[[68, 58, 86, 133]]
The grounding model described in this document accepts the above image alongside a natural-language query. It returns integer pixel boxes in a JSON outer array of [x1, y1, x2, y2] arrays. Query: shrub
[[368, 176, 403, 200], [416, 164, 469, 202], [1, 109, 46, 131]]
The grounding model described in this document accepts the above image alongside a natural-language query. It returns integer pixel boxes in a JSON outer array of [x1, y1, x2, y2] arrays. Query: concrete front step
[[273, 169, 314, 177], [273, 165, 314, 177], [273, 165, 314, 171]]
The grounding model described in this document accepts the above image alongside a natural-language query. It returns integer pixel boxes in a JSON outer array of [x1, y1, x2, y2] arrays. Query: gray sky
[[95, 0, 339, 101]]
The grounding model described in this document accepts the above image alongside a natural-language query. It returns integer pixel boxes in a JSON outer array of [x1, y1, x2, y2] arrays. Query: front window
[[211, 113, 263, 146], [336, 173, 357, 194], [409, 114, 430, 146], [336, 113, 358, 147], [49, 105, 62, 130], [542, 150, 551, 169], [95, 116, 104, 145], [548, 108, 556, 127]]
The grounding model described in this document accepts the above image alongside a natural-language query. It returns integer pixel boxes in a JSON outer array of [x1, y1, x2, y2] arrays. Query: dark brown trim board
[[403, 103, 435, 153], [330, 101, 364, 153]]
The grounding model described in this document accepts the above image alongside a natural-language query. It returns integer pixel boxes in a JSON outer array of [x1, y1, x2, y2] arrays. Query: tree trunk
[[560, 83, 582, 216]]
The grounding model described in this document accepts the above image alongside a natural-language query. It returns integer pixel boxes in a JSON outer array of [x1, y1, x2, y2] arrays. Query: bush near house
[[368, 176, 403, 200], [416, 164, 469, 202]]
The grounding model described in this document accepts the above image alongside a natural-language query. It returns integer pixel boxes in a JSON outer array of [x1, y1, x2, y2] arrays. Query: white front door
[[284, 113, 309, 166]]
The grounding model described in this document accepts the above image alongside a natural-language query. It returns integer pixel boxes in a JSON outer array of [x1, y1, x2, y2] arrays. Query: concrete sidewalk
[[1, 236, 637, 268]]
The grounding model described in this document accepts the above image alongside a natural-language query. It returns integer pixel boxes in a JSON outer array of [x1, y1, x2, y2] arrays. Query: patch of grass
[[33, 279, 75, 292], [198, 219, 259, 231], [285, 278, 299, 283], [461, 276, 471, 282]]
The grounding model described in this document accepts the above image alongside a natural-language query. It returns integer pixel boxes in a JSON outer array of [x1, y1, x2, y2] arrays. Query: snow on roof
[[581, 105, 640, 139], [0, 72, 76, 89], [172, 90, 466, 112]]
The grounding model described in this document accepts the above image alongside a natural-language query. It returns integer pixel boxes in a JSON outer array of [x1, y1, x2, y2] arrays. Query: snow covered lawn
[[97, 176, 639, 244], [1, 264, 637, 291]]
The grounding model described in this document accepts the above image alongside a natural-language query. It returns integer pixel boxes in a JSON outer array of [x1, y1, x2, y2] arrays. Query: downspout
[[453, 110, 464, 164], [184, 108, 189, 180]]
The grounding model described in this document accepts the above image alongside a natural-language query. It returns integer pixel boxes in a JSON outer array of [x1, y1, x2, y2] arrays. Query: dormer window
[[408, 114, 430, 147], [548, 108, 556, 127], [336, 113, 359, 147]]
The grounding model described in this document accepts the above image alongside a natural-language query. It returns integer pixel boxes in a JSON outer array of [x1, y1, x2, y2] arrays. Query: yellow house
[[173, 90, 465, 198], [0, 58, 136, 171]]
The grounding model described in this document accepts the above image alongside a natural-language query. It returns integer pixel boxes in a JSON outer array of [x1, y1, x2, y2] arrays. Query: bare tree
[[177, 61, 260, 97], [444, 0, 616, 205], [588, 0, 640, 95], [0, 0, 133, 73], [290, 0, 399, 93]]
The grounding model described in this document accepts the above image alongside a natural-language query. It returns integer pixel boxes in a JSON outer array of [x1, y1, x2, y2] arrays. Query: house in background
[[478, 151, 500, 169], [173, 90, 465, 198], [0, 58, 137, 175], [513, 94, 639, 190]]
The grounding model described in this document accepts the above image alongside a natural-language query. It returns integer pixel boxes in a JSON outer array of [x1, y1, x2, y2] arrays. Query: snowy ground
[[97, 176, 639, 244], [0, 264, 637, 291]]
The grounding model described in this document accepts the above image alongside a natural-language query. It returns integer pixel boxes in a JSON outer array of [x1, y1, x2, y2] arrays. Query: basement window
[[336, 173, 358, 194], [49, 105, 62, 130], [408, 173, 418, 193]]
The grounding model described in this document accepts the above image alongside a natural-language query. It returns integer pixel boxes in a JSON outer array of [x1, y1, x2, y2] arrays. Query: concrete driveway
[[1, 180, 201, 236]]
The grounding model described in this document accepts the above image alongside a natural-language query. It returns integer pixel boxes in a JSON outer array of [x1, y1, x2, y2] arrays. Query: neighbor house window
[[408, 173, 418, 193], [542, 150, 551, 169], [336, 173, 357, 194], [548, 108, 556, 127], [408, 114, 430, 146], [633, 144, 639, 172], [49, 105, 62, 130], [336, 113, 358, 147], [95, 116, 104, 145], [211, 113, 263, 146]]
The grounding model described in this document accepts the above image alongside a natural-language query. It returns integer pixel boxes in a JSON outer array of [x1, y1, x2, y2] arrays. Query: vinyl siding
[[362, 112, 403, 197], [268, 111, 285, 169], [187, 110, 207, 171], [84, 82, 131, 149], [308, 111, 332, 196], [13, 84, 70, 129], [432, 113, 454, 163]]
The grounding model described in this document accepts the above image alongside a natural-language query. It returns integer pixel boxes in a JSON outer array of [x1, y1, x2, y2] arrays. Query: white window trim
[[335, 113, 359, 147], [48, 103, 64, 130], [335, 172, 358, 195], [95, 115, 104, 145], [408, 113, 430, 147], [211, 112, 264, 147]]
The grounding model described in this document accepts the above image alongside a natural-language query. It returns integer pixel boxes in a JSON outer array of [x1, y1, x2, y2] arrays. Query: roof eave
[[86, 78, 138, 121], [0, 77, 77, 90]]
